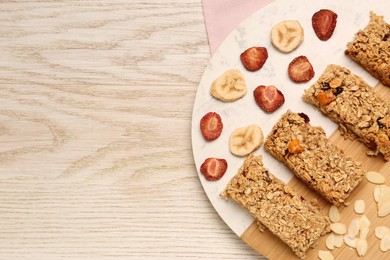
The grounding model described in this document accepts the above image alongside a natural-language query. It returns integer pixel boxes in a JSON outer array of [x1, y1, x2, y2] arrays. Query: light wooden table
[[0, 1, 262, 259]]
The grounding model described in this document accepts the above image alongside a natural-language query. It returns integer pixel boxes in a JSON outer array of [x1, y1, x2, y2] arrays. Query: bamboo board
[[241, 83, 390, 259]]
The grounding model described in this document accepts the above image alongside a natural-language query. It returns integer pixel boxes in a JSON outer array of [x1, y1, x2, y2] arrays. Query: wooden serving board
[[241, 83, 390, 259]]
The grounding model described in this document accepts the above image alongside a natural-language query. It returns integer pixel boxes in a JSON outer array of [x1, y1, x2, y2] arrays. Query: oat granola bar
[[264, 110, 366, 205], [345, 12, 390, 87], [221, 154, 330, 259], [303, 64, 390, 160]]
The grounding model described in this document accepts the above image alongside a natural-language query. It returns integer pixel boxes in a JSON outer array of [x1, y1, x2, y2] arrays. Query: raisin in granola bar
[[303, 64, 390, 160], [221, 154, 330, 259], [264, 110, 366, 206], [345, 12, 390, 87]]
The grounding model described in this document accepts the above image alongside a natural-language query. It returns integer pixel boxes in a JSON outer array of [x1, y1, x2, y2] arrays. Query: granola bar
[[263, 110, 366, 206], [345, 12, 390, 87], [221, 154, 330, 259], [303, 64, 390, 160]]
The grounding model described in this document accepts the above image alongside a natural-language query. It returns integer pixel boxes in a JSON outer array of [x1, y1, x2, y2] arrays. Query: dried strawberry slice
[[253, 85, 285, 113], [200, 158, 228, 181], [312, 9, 338, 41], [200, 112, 223, 141], [240, 47, 268, 71], [288, 56, 315, 83]]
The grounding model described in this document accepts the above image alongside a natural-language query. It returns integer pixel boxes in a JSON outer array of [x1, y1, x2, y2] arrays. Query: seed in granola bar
[[316, 91, 335, 106], [333, 87, 344, 96], [298, 112, 310, 123], [288, 139, 304, 153]]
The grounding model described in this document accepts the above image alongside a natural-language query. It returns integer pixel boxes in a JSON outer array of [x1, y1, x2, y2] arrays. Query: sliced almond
[[333, 234, 344, 248], [360, 227, 369, 240], [374, 185, 381, 202], [356, 238, 368, 256], [380, 234, 390, 252], [318, 250, 334, 260], [330, 223, 347, 235], [354, 200, 365, 214], [328, 205, 341, 223], [378, 200, 390, 217], [344, 234, 357, 248], [347, 218, 360, 238], [366, 171, 385, 184], [375, 226, 390, 239], [359, 215, 371, 229], [326, 233, 335, 250]]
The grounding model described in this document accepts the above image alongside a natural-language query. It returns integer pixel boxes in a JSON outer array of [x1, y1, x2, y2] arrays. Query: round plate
[[192, 0, 388, 237]]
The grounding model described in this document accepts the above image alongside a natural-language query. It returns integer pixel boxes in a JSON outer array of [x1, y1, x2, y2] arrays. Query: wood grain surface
[[0, 1, 261, 259]]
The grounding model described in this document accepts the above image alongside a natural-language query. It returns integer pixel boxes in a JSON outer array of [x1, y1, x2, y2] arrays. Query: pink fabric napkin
[[202, 0, 274, 55]]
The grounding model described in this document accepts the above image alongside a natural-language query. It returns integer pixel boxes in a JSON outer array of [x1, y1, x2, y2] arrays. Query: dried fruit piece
[[200, 158, 227, 181], [354, 200, 365, 214], [287, 139, 304, 154], [380, 234, 390, 252], [366, 171, 385, 184], [229, 124, 263, 157], [330, 223, 347, 235], [316, 91, 335, 106], [288, 56, 315, 83], [240, 47, 268, 71], [375, 226, 390, 239], [356, 238, 368, 256], [210, 69, 247, 102], [298, 112, 310, 123], [271, 20, 304, 53], [200, 112, 223, 141], [318, 250, 334, 260], [312, 9, 338, 41], [253, 85, 285, 113], [328, 205, 341, 223]]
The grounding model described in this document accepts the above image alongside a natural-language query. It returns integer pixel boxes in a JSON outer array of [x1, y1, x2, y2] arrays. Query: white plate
[[192, 0, 388, 237]]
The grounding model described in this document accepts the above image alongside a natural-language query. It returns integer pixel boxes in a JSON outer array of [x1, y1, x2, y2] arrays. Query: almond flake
[[375, 226, 390, 239], [360, 227, 369, 240], [359, 215, 371, 229], [333, 234, 343, 248], [380, 234, 390, 252], [328, 205, 341, 223], [326, 233, 335, 250], [356, 238, 368, 256], [330, 223, 347, 235], [344, 234, 357, 248], [378, 200, 390, 217], [354, 200, 365, 214], [374, 185, 381, 202], [347, 218, 360, 238], [366, 171, 385, 184], [318, 250, 334, 260]]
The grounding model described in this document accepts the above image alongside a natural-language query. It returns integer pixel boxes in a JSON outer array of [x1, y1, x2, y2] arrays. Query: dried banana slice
[[229, 124, 263, 157], [210, 69, 247, 102], [271, 20, 304, 53]]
